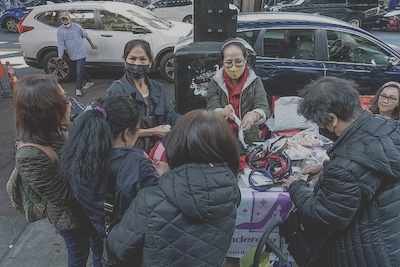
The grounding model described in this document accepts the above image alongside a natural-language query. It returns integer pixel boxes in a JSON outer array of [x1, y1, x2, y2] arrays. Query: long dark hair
[[61, 96, 139, 183], [370, 81, 400, 120], [165, 109, 240, 176], [14, 74, 67, 145]]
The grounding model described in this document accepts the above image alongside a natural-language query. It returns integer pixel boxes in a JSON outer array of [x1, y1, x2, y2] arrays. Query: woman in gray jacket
[[103, 110, 241, 267], [207, 38, 270, 144]]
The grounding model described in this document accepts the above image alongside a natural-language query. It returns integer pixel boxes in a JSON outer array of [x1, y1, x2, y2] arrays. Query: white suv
[[18, 1, 192, 83]]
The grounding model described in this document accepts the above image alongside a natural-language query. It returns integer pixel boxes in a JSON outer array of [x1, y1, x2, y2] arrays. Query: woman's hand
[[152, 125, 171, 138], [152, 160, 169, 175], [282, 175, 299, 188], [220, 104, 235, 120], [302, 164, 323, 180], [241, 112, 259, 131]]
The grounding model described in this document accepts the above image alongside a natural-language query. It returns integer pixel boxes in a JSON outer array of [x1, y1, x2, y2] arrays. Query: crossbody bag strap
[[104, 153, 128, 236], [17, 141, 59, 164]]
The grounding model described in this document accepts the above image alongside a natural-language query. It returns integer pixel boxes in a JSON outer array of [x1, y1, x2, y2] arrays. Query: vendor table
[[227, 186, 294, 260]]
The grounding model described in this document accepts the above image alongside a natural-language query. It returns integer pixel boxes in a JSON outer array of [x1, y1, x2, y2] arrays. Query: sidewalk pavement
[[0, 219, 69, 267]]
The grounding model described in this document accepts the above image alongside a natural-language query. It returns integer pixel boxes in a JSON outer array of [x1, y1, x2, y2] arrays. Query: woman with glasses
[[370, 81, 400, 120], [207, 38, 270, 145]]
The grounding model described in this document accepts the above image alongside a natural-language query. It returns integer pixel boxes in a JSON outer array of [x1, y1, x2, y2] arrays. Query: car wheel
[[183, 15, 193, 24], [5, 18, 18, 33], [348, 17, 362, 28], [159, 52, 174, 83], [43, 51, 75, 83]]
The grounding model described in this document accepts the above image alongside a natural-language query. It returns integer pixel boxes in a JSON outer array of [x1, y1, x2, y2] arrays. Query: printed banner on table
[[227, 187, 294, 259]]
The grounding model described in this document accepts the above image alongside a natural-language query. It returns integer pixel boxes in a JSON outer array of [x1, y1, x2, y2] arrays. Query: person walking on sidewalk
[[57, 10, 97, 97]]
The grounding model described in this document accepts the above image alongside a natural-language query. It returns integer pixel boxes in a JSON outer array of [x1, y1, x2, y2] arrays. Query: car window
[[36, 11, 58, 27], [262, 29, 316, 60], [67, 10, 95, 30], [327, 30, 392, 65], [100, 10, 138, 32], [153, 0, 191, 8], [237, 30, 260, 48], [126, 9, 172, 29]]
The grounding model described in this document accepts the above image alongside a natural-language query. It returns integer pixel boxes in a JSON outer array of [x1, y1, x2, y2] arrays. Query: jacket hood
[[328, 110, 400, 178], [158, 163, 241, 221]]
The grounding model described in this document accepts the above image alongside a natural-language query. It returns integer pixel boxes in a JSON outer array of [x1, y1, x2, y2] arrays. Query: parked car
[[146, 0, 193, 23], [145, 0, 239, 24], [0, 6, 28, 32], [268, 0, 379, 27], [176, 12, 400, 99], [365, 8, 400, 30], [18, 1, 192, 83]]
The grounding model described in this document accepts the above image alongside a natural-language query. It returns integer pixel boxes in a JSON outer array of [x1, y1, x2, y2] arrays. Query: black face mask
[[319, 127, 338, 142], [126, 63, 149, 79]]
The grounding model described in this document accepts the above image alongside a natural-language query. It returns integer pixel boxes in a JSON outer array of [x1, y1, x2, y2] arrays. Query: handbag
[[266, 96, 315, 132], [6, 142, 58, 222], [281, 208, 329, 267]]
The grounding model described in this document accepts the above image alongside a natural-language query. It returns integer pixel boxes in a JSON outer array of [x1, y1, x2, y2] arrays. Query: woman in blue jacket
[[105, 39, 180, 153], [60, 96, 165, 258]]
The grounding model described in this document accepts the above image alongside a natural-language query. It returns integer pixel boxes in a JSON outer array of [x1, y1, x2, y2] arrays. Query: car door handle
[[101, 34, 113, 37], [329, 68, 346, 74], [259, 63, 278, 69]]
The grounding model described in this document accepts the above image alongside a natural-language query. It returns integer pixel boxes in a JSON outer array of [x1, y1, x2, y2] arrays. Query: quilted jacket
[[288, 111, 400, 267], [16, 142, 86, 229], [104, 163, 241, 267], [207, 67, 270, 144]]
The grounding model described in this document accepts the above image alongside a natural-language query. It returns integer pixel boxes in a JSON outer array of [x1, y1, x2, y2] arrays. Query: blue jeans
[[57, 222, 103, 267], [74, 58, 91, 90]]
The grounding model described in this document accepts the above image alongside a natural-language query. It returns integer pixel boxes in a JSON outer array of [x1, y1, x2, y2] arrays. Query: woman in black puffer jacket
[[103, 110, 242, 267], [282, 77, 400, 267]]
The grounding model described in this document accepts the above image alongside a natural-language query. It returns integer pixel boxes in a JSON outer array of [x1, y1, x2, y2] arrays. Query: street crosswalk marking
[[0, 50, 28, 69]]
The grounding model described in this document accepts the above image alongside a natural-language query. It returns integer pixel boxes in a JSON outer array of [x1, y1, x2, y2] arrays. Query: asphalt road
[[0, 27, 398, 266]]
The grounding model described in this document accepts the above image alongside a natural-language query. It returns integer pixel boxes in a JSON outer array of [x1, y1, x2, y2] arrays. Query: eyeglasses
[[379, 93, 399, 103], [223, 59, 245, 69]]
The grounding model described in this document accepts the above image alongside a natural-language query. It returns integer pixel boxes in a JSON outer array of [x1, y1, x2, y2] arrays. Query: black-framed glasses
[[379, 93, 399, 103], [223, 59, 245, 69]]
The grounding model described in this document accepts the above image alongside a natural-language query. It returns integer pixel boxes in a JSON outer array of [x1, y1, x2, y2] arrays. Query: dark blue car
[[174, 12, 400, 113], [235, 12, 400, 97]]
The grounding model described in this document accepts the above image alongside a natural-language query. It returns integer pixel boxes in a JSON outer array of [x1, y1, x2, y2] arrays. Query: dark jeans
[[74, 58, 91, 90], [57, 222, 103, 267]]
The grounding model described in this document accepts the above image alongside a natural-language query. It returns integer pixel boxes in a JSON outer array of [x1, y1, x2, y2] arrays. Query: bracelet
[[248, 111, 259, 122]]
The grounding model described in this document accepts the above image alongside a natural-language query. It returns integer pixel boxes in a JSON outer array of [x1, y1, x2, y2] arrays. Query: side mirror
[[386, 57, 399, 70], [147, 4, 155, 10], [132, 27, 151, 34]]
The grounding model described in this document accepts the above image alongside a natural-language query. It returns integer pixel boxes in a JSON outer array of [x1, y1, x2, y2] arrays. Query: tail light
[[17, 13, 34, 33]]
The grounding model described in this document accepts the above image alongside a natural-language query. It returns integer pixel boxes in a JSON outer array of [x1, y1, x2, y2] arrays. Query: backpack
[[6, 142, 59, 222]]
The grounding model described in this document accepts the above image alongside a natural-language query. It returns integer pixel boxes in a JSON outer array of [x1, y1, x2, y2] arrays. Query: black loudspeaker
[[194, 0, 238, 42], [174, 41, 256, 114], [174, 42, 223, 114]]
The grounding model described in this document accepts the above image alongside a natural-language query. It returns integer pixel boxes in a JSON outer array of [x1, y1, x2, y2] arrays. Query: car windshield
[[126, 9, 172, 29]]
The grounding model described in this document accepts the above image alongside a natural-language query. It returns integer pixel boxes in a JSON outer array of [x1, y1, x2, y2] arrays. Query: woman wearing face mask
[[207, 38, 270, 145], [370, 81, 400, 120], [106, 39, 181, 153], [282, 77, 400, 267]]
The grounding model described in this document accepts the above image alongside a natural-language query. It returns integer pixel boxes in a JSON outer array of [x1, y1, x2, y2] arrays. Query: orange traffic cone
[[6, 61, 18, 93], [0, 60, 12, 98]]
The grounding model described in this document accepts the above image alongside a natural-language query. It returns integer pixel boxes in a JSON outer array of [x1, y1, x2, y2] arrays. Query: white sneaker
[[76, 89, 83, 96], [83, 81, 94, 90]]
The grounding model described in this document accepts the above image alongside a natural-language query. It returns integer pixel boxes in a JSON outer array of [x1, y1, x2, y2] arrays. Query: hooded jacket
[[207, 67, 270, 144], [104, 163, 241, 267], [67, 147, 159, 235], [288, 111, 400, 267]]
